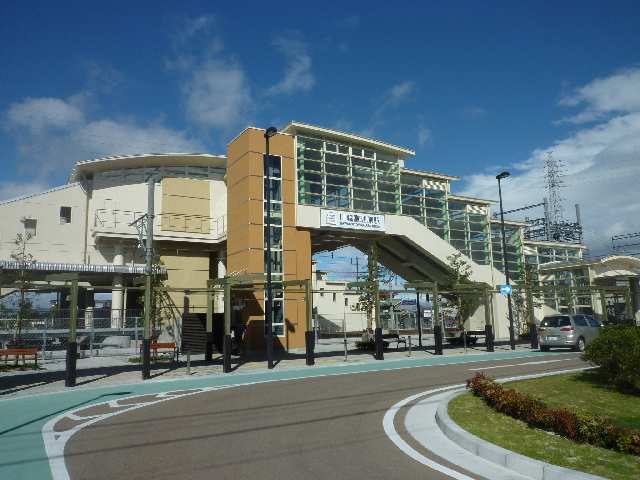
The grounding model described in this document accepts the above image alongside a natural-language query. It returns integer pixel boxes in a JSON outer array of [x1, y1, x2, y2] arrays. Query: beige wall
[[0, 184, 87, 264], [161, 178, 211, 234]]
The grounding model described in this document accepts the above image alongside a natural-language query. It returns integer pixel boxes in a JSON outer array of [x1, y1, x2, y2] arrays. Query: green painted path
[[0, 350, 557, 480]]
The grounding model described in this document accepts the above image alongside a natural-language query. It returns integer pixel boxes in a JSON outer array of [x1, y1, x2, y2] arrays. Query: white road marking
[[468, 358, 569, 371], [382, 367, 592, 479], [39, 353, 580, 480], [383, 385, 474, 480]]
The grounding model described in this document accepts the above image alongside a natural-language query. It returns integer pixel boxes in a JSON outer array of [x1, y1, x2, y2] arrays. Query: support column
[[205, 280, 213, 362], [433, 282, 443, 355], [66, 279, 78, 387], [111, 243, 124, 328], [215, 250, 226, 314], [223, 281, 232, 373]]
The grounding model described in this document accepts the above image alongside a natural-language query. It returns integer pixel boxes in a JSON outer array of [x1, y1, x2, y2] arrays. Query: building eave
[[282, 121, 415, 157], [68, 153, 227, 182]]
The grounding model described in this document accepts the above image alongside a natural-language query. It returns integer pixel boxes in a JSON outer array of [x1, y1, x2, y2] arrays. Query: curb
[[436, 390, 605, 480]]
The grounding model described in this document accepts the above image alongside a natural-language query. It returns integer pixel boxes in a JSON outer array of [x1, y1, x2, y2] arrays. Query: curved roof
[[69, 153, 226, 182], [540, 254, 640, 276]]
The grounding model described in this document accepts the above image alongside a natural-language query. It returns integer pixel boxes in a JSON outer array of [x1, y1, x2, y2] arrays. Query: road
[[61, 352, 586, 480]]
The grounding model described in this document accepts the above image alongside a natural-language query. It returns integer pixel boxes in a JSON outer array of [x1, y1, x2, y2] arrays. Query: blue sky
[[1, 1, 640, 257]]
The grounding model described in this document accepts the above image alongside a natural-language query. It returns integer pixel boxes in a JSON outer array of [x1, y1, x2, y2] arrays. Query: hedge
[[466, 373, 640, 456], [582, 325, 640, 392]]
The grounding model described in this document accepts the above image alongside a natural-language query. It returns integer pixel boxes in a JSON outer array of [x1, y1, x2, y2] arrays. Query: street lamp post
[[496, 171, 516, 350], [264, 127, 277, 369]]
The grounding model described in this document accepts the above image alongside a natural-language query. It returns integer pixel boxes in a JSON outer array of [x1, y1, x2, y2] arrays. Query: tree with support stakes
[[351, 245, 393, 331], [10, 229, 35, 346], [442, 253, 488, 346]]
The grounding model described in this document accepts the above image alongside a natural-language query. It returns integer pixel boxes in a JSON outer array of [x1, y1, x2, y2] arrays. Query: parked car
[[538, 314, 602, 352]]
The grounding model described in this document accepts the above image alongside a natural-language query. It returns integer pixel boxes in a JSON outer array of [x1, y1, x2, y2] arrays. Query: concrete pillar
[[111, 243, 125, 328], [215, 249, 226, 313]]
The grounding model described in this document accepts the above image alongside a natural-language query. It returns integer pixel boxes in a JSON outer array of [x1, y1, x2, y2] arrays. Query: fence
[[0, 308, 144, 359]]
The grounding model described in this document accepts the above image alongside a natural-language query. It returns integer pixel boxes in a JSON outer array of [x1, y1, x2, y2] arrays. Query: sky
[[1, 1, 640, 261]]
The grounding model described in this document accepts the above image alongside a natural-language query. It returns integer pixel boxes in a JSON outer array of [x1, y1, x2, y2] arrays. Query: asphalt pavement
[[61, 352, 587, 480]]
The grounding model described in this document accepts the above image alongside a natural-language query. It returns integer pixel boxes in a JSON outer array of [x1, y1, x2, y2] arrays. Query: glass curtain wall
[[296, 134, 494, 268], [297, 136, 400, 213], [491, 223, 523, 276], [399, 173, 449, 241], [264, 156, 284, 336], [541, 268, 592, 313]]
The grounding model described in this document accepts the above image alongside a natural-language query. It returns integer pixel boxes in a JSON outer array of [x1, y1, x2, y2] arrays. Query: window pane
[[265, 155, 281, 178]]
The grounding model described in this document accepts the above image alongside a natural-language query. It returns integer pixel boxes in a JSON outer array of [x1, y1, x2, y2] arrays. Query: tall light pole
[[264, 126, 277, 369], [496, 171, 516, 350]]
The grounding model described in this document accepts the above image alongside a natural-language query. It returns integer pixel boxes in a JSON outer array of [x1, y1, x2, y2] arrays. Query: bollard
[[305, 330, 315, 366], [433, 324, 443, 355], [530, 324, 539, 349], [186, 351, 191, 376], [375, 327, 384, 360], [205, 333, 214, 362], [344, 337, 348, 362], [223, 334, 232, 373], [142, 338, 151, 379], [408, 335, 412, 357], [65, 341, 77, 387], [485, 324, 495, 352]]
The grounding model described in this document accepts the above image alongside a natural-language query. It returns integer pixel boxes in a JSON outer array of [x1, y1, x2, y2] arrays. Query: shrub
[[466, 373, 640, 456], [582, 325, 640, 392]]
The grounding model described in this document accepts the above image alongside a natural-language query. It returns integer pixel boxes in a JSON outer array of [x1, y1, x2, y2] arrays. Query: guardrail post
[[374, 327, 384, 360]]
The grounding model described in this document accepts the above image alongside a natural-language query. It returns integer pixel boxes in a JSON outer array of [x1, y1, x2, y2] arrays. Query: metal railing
[[94, 209, 227, 239], [0, 308, 145, 358]]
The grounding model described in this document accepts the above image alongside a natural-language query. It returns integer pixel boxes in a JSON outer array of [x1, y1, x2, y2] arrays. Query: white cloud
[[166, 16, 253, 130], [6, 97, 84, 134], [364, 81, 417, 136], [183, 60, 252, 129], [557, 67, 640, 124], [461, 78, 640, 255], [418, 124, 431, 147], [4, 95, 204, 182], [266, 34, 315, 96]]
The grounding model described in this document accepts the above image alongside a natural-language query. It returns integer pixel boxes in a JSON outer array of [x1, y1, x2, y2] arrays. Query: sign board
[[498, 284, 513, 296], [320, 209, 385, 232]]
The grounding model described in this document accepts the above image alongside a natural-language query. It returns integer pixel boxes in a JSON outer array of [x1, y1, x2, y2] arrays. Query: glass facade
[[296, 135, 493, 266], [264, 155, 284, 336], [297, 136, 400, 213], [491, 223, 523, 276], [541, 268, 593, 313]]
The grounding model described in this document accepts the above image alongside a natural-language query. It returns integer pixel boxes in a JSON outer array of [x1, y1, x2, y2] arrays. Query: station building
[[1, 123, 638, 351]]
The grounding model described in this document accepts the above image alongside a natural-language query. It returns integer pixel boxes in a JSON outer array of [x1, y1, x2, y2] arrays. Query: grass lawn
[[448, 371, 640, 480]]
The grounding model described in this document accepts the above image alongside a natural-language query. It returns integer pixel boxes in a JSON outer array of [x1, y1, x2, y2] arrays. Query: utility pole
[[142, 176, 154, 379], [496, 171, 516, 350]]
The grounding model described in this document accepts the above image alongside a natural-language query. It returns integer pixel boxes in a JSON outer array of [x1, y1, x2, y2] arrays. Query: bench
[[1, 348, 39, 366], [381, 333, 407, 350], [149, 342, 178, 362]]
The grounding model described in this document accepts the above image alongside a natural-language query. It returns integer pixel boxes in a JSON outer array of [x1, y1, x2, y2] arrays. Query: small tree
[[351, 245, 393, 330], [11, 230, 35, 344], [445, 253, 484, 329], [512, 263, 542, 335]]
